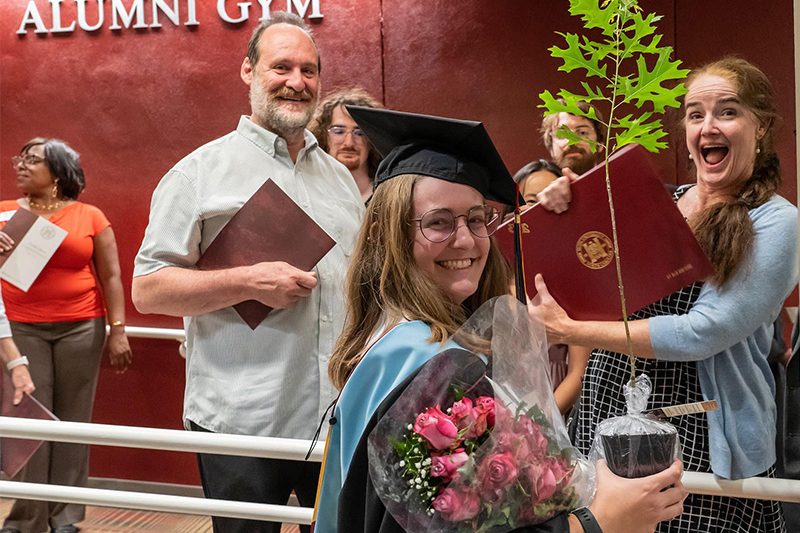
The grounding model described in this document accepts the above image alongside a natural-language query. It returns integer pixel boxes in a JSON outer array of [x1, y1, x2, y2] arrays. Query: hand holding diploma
[[0, 231, 13, 253], [535, 167, 579, 213], [246, 261, 318, 310], [527, 273, 572, 344]]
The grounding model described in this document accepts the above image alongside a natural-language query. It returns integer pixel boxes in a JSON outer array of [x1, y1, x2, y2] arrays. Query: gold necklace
[[27, 197, 64, 212]]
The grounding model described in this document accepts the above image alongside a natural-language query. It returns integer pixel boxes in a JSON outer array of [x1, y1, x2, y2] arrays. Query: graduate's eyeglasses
[[11, 155, 45, 168], [412, 206, 500, 243], [327, 126, 367, 142]]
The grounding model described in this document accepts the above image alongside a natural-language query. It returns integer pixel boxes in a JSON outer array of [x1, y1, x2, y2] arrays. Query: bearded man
[[540, 100, 606, 176], [132, 12, 363, 533]]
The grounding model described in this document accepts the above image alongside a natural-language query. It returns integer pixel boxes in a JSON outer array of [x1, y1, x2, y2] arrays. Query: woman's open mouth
[[700, 145, 729, 165]]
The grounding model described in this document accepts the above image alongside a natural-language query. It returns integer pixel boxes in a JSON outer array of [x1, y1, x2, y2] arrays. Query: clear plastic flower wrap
[[590, 373, 681, 478], [367, 296, 595, 532]]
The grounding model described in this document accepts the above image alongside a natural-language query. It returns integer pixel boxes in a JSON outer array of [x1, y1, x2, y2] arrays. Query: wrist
[[6, 356, 29, 371], [585, 503, 612, 533], [572, 506, 604, 533], [561, 316, 585, 345]]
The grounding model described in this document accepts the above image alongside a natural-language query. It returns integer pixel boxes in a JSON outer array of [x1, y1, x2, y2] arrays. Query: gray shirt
[[134, 116, 364, 438]]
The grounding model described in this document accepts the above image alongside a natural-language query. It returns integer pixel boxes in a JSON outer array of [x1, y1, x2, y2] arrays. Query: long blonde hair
[[685, 57, 781, 285], [328, 174, 512, 389]]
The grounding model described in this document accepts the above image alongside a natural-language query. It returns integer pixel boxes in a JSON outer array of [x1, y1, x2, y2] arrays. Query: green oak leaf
[[612, 114, 669, 152], [623, 50, 689, 112], [548, 33, 609, 79]]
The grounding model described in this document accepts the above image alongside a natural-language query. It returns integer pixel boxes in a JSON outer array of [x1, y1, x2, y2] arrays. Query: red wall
[[0, 0, 796, 485]]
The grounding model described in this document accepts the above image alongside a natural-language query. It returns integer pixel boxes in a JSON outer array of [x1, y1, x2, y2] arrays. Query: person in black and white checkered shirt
[[531, 57, 796, 533]]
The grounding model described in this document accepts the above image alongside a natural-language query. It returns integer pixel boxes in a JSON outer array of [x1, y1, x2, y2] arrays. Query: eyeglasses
[[327, 126, 367, 142], [11, 155, 45, 168], [412, 206, 501, 243]]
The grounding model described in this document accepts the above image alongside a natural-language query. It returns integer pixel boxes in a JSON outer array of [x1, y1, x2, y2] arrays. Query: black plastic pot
[[601, 432, 677, 478]]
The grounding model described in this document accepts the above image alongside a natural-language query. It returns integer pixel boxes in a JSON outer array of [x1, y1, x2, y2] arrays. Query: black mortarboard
[[345, 106, 516, 206]]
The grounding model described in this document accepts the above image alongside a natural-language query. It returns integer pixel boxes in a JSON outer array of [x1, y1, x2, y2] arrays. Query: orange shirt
[[0, 200, 110, 323]]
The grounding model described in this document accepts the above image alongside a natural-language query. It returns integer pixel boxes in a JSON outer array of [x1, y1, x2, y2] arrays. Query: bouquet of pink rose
[[368, 296, 594, 533]]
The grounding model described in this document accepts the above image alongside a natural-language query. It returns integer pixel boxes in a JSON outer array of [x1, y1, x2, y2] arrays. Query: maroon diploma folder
[[196, 179, 336, 329], [494, 144, 714, 320], [1, 371, 58, 479]]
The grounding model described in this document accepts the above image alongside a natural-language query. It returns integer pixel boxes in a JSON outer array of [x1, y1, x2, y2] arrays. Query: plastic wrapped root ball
[[590, 373, 681, 478]]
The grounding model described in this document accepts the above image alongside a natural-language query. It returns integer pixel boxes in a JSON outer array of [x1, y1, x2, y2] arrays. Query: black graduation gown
[[336, 353, 571, 533]]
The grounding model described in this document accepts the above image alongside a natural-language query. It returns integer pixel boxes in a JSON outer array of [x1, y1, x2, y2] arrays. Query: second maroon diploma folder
[[494, 144, 714, 320], [196, 179, 336, 329], [1, 372, 58, 479]]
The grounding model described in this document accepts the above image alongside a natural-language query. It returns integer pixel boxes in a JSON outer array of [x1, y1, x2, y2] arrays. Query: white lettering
[[185, 0, 199, 26], [50, 0, 77, 33], [150, 0, 180, 28], [76, 0, 104, 31], [16, 0, 48, 34], [286, 0, 322, 19], [255, 0, 272, 21], [14, 0, 324, 36], [217, 0, 251, 24], [109, 0, 147, 30]]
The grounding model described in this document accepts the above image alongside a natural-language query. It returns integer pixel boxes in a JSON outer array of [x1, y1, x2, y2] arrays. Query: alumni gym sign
[[14, 0, 323, 34]]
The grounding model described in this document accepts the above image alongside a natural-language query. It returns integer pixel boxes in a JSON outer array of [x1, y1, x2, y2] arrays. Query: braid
[[692, 152, 780, 285]]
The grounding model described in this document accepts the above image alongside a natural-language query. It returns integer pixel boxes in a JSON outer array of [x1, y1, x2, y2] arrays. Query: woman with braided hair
[[532, 56, 796, 532]]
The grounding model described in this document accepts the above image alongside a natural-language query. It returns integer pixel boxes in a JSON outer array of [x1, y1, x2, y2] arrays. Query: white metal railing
[[0, 480, 312, 523], [0, 416, 320, 523], [682, 472, 800, 503], [0, 417, 323, 461], [108, 325, 185, 342]]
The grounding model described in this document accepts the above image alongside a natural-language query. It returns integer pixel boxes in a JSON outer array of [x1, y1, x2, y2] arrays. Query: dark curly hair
[[308, 87, 383, 178]]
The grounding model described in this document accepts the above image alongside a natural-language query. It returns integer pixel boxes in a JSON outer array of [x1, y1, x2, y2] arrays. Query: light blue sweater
[[649, 195, 798, 479]]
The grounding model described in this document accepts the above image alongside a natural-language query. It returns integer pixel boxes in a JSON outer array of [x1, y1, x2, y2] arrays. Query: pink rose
[[474, 396, 496, 427], [464, 413, 488, 439], [477, 451, 518, 497], [414, 406, 459, 450], [526, 462, 558, 502], [548, 457, 572, 486], [450, 397, 476, 429], [430, 449, 469, 481], [514, 415, 537, 435], [516, 417, 548, 457], [432, 487, 481, 522], [494, 432, 517, 452]]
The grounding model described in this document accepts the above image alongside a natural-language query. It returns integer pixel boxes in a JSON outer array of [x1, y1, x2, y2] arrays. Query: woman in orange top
[[0, 138, 132, 533]]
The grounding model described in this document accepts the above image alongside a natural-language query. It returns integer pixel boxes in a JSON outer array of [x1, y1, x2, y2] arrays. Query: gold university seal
[[576, 231, 614, 270]]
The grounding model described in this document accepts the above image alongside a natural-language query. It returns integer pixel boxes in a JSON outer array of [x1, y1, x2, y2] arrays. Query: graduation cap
[[345, 106, 517, 207]]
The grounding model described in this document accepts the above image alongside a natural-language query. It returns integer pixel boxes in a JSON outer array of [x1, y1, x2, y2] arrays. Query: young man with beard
[[310, 88, 383, 203], [540, 101, 606, 176], [132, 12, 363, 533], [536, 101, 606, 212]]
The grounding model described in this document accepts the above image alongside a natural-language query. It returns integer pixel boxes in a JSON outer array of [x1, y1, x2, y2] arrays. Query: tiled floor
[[0, 499, 300, 532]]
